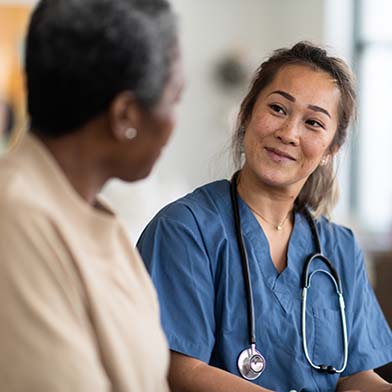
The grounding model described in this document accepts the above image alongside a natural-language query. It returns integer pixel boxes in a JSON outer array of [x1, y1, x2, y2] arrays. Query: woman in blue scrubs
[[138, 42, 392, 392]]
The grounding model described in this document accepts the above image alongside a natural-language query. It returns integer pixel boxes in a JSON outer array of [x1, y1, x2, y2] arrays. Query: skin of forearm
[[336, 370, 392, 392], [168, 351, 274, 392]]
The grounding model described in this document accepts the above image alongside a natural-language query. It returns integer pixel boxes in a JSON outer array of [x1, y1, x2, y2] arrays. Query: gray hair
[[26, 0, 178, 136]]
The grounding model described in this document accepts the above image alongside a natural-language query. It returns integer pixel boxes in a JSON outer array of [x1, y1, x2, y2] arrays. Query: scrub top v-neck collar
[[235, 192, 313, 313]]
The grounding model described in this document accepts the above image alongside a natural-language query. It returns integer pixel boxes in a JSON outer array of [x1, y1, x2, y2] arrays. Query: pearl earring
[[320, 157, 327, 166], [124, 127, 137, 140]]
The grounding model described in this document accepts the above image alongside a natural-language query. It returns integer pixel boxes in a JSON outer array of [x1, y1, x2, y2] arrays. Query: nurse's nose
[[274, 119, 300, 146]]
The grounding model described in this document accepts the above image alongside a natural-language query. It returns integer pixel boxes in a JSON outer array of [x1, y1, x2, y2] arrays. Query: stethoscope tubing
[[230, 171, 348, 377], [230, 171, 257, 345], [301, 271, 349, 374]]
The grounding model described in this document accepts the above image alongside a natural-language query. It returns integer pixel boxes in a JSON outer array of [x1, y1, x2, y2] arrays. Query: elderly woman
[[0, 0, 183, 391], [138, 42, 392, 392]]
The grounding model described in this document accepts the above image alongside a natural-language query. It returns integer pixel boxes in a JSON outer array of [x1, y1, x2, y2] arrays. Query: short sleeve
[[0, 207, 109, 391], [342, 240, 392, 376], [137, 205, 216, 363]]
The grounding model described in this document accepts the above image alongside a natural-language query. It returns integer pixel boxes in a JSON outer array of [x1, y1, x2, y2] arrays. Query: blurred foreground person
[[0, 0, 183, 391]]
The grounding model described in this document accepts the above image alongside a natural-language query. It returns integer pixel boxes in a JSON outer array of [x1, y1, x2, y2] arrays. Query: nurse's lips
[[265, 147, 296, 162]]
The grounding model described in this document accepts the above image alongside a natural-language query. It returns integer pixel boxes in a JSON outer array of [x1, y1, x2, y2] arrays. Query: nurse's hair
[[232, 41, 356, 218], [25, 0, 177, 137]]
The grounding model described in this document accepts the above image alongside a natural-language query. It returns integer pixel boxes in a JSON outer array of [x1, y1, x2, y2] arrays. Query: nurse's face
[[242, 64, 340, 195]]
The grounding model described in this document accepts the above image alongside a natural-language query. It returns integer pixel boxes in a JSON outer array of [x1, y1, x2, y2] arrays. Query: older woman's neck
[[34, 124, 109, 206]]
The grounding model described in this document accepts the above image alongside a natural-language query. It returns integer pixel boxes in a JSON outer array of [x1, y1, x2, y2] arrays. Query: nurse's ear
[[320, 156, 329, 167], [321, 143, 340, 166]]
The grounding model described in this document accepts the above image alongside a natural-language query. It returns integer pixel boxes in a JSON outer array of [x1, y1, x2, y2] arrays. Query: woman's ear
[[321, 143, 340, 166], [329, 141, 340, 156], [332, 145, 340, 156], [108, 91, 141, 141], [320, 155, 329, 166], [322, 143, 340, 165]]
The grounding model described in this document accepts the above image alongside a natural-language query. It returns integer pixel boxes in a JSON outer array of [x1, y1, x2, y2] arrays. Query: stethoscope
[[230, 171, 348, 382]]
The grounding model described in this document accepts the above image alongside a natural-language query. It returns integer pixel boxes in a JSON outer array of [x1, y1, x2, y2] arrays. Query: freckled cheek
[[245, 122, 275, 153], [248, 115, 277, 139], [244, 115, 281, 158], [243, 131, 261, 158]]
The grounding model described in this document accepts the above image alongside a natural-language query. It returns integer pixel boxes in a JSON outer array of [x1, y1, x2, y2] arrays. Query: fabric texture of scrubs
[[138, 180, 392, 392]]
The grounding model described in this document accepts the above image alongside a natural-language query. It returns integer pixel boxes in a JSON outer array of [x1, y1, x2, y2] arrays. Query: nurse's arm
[[336, 370, 392, 391], [168, 351, 275, 392]]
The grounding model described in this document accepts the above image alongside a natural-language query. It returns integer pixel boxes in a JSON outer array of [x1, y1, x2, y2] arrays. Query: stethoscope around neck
[[229, 172, 348, 381]]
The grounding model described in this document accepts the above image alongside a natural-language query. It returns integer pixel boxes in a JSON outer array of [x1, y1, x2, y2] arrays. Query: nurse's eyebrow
[[270, 90, 295, 102], [307, 104, 331, 118], [269, 90, 331, 118]]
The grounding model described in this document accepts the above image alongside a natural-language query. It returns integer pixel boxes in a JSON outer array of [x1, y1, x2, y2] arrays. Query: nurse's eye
[[306, 119, 325, 130], [269, 104, 286, 115]]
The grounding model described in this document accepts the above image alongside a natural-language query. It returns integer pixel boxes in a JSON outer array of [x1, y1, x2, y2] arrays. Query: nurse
[[138, 42, 392, 391]]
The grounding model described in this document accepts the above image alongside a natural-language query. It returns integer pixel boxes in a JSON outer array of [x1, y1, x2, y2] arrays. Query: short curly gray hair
[[26, 0, 178, 137]]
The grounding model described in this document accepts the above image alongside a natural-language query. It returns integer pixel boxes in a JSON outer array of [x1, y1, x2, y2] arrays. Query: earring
[[124, 127, 137, 140], [320, 157, 327, 166]]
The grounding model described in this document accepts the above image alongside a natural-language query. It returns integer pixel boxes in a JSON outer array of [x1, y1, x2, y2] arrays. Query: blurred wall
[[163, 0, 324, 187]]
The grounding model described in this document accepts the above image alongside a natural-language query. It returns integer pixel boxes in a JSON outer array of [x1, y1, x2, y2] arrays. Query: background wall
[[162, 0, 325, 187]]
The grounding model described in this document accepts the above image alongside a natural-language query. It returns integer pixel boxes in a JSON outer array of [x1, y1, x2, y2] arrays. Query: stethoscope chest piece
[[237, 344, 266, 380]]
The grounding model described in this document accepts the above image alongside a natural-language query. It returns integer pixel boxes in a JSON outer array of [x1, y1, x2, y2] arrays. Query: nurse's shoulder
[[314, 215, 364, 275], [137, 179, 233, 272], [145, 179, 232, 230]]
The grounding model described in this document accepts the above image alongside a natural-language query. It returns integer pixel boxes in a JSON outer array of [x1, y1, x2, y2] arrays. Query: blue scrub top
[[138, 180, 392, 392]]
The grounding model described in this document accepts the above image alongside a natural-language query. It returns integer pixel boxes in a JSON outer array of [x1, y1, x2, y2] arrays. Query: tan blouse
[[0, 134, 170, 392]]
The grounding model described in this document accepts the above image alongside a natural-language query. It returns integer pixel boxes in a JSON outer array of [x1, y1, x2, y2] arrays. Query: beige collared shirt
[[0, 134, 170, 392]]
